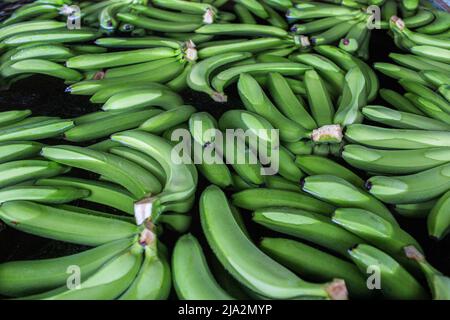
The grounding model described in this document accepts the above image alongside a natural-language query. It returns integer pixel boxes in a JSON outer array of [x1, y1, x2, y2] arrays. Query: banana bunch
[[65, 38, 199, 96], [286, 1, 374, 59], [380, 0, 450, 36], [1, 0, 73, 26]]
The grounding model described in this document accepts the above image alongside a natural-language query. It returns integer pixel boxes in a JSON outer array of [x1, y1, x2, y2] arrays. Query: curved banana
[[120, 237, 171, 300], [36, 176, 136, 215], [237, 73, 309, 142], [343, 145, 450, 174], [172, 233, 234, 300], [232, 188, 335, 215], [362, 105, 450, 131], [187, 51, 251, 102], [41, 145, 162, 199], [366, 163, 450, 204], [0, 141, 42, 164], [111, 130, 197, 221], [295, 155, 364, 188], [0, 201, 139, 246], [302, 175, 397, 224], [345, 124, 450, 149], [349, 244, 428, 300], [0, 238, 134, 297], [253, 207, 365, 257], [200, 185, 346, 300], [0, 160, 69, 188], [65, 109, 163, 142]]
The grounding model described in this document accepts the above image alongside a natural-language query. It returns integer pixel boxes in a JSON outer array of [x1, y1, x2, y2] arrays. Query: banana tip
[[364, 180, 372, 191], [64, 87, 72, 93]]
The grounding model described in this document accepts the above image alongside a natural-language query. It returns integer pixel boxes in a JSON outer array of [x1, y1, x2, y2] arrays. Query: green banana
[[187, 51, 252, 102], [232, 188, 336, 215], [295, 155, 364, 188], [197, 38, 286, 59], [366, 163, 450, 204], [213, 62, 310, 99], [394, 199, 436, 219], [260, 237, 370, 298], [343, 145, 450, 174], [416, 10, 450, 34], [302, 175, 397, 224], [130, 4, 203, 24], [103, 57, 182, 80], [157, 212, 192, 234], [1, 58, 82, 82], [0, 185, 88, 205], [152, 0, 216, 15], [0, 238, 134, 297], [0, 201, 139, 246], [291, 15, 357, 34], [234, 3, 257, 24], [345, 124, 450, 149], [30, 243, 143, 300], [373, 62, 428, 86], [95, 37, 182, 49], [267, 72, 317, 130], [291, 53, 345, 96], [0, 117, 73, 142], [112, 131, 197, 221], [399, 80, 449, 114], [0, 20, 65, 42], [201, 185, 346, 300], [41, 145, 162, 199], [235, 0, 268, 19], [334, 67, 367, 127], [120, 239, 171, 300], [379, 88, 424, 115], [196, 23, 288, 38], [349, 244, 428, 300], [332, 208, 421, 270], [2, 28, 99, 47], [65, 109, 163, 142], [389, 53, 447, 72], [109, 146, 166, 184], [410, 46, 450, 64], [405, 94, 450, 125], [36, 177, 136, 215], [0, 109, 31, 127], [89, 82, 170, 104], [218, 109, 279, 152], [172, 233, 234, 300], [238, 73, 309, 142], [362, 105, 450, 131], [263, 175, 300, 192], [67, 61, 185, 95], [117, 13, 203, 33], [102, 87, 183, 111], [66, 48, 178, 70], [0, 160, 68, 188], [427, 191, 450, 240], [0, 141, 43, 164], [10, 44, 74, 62], [253, 207, 365, 257], [139, 105, 197, 134]]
